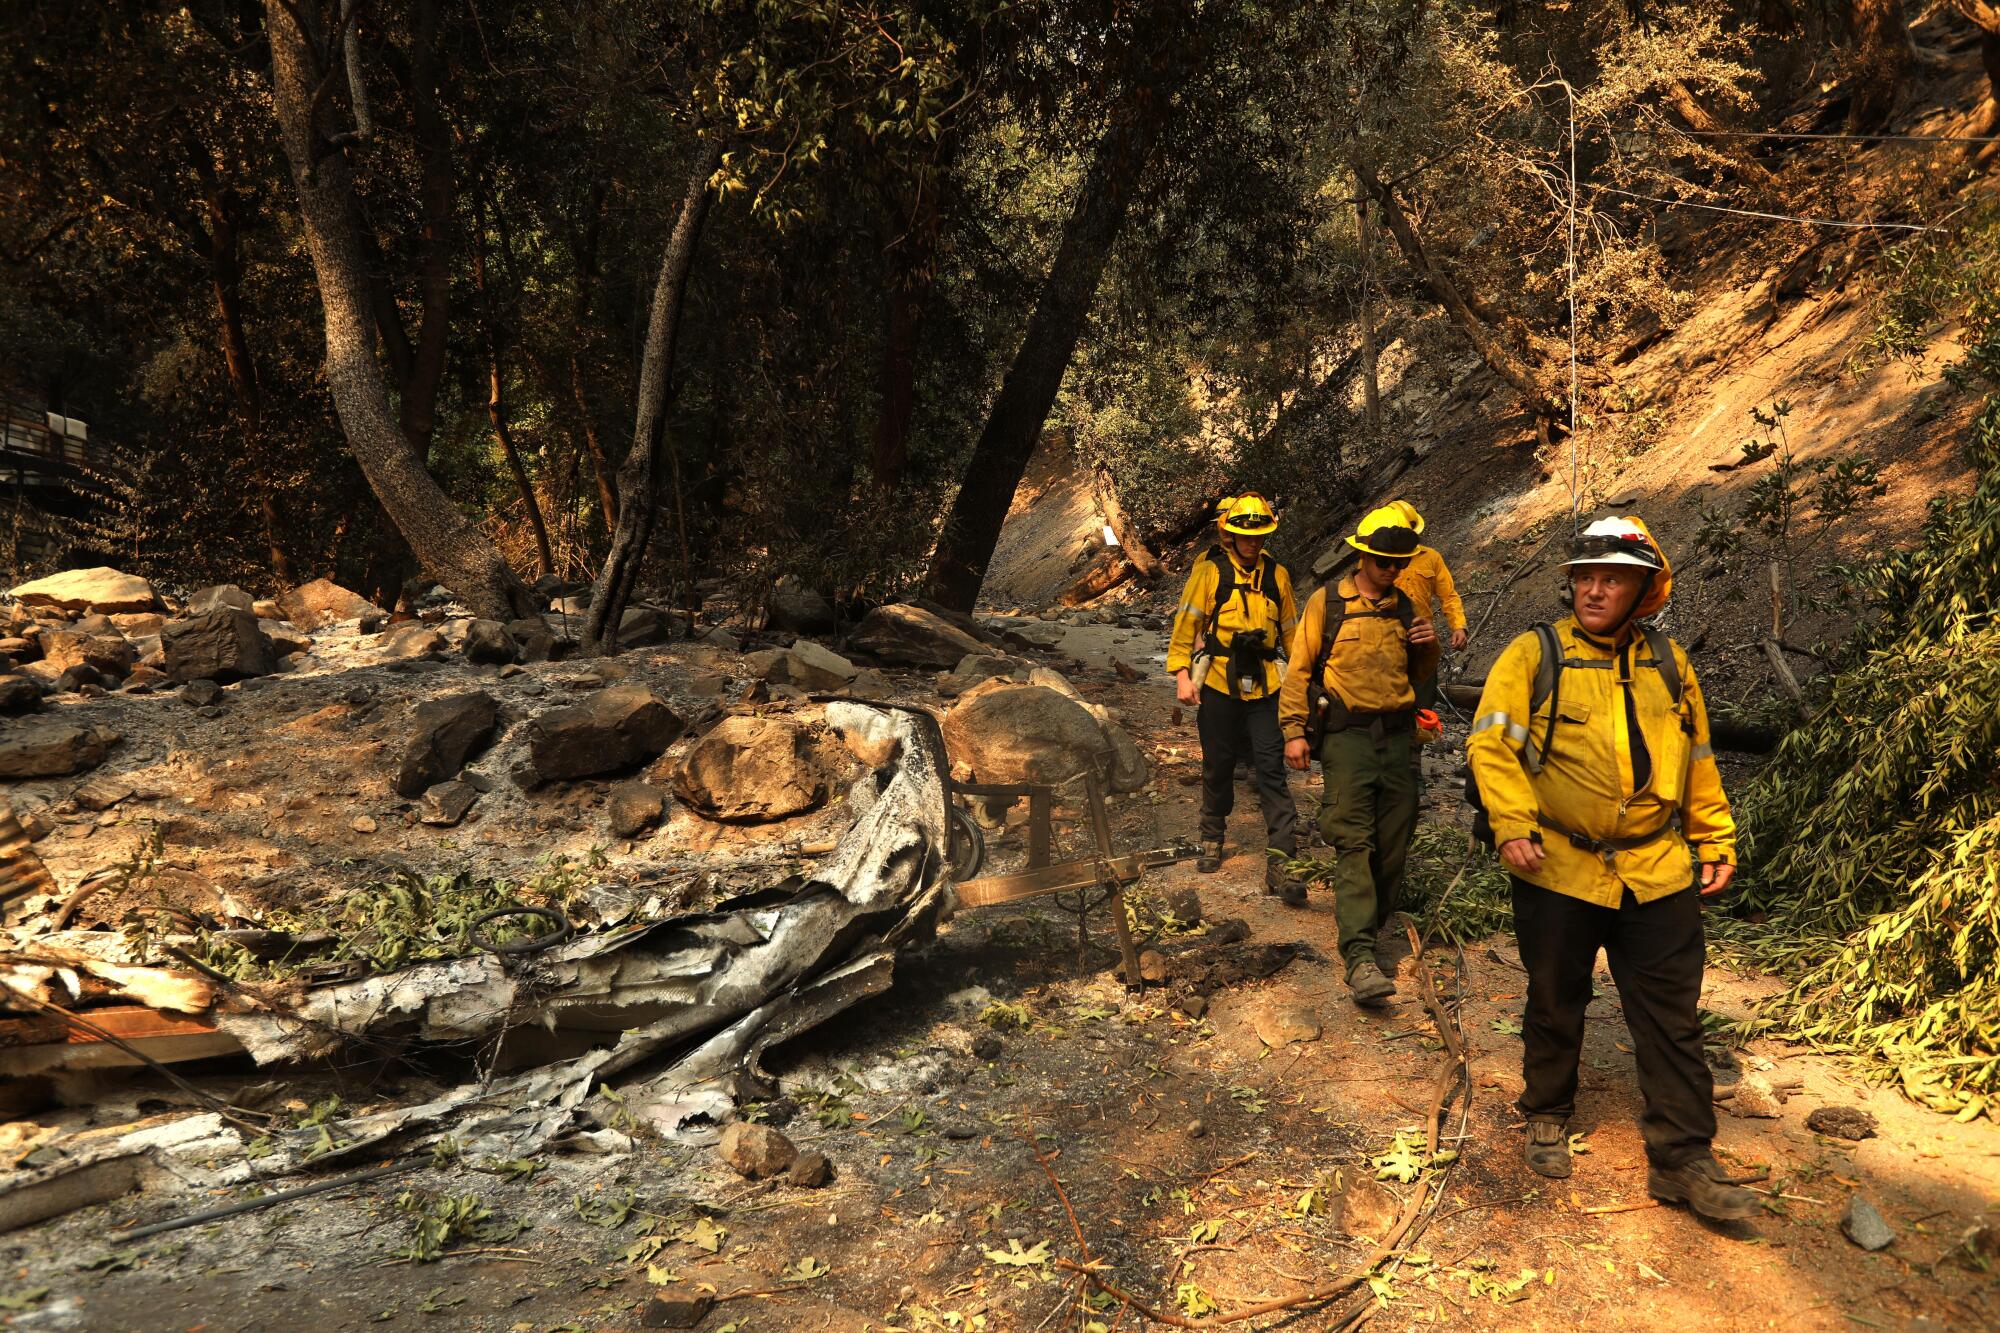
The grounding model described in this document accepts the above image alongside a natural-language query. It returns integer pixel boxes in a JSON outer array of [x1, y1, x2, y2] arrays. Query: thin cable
[[1620, 123, 2000, 146], [1566, 80, 1580, 534], [1593, 184, 1942, 232]]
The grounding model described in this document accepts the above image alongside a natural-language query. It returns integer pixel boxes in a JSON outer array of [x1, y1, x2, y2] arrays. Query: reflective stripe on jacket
[[1396, 546, 1467, 631], [1278, 578, 1440, 740], [1465, 616, 1737, 907], [1165, 552, 1299, 700]]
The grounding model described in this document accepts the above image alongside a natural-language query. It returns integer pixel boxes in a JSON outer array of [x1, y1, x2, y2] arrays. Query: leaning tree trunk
[[1953, 0, 2000, 168], [1355, 161, 1567, 427], [263, 0, 532, 621], [580, 138, 723, 656], [921, 50, 1182, 611], [1850, 0, 1914, 129]]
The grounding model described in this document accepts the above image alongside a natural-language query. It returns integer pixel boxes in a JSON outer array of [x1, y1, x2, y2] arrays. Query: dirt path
[[5, 629, 1996, 1333]]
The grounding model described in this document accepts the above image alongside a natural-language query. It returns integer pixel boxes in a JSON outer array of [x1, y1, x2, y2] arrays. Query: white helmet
[[1561, 517, 1664, 571]]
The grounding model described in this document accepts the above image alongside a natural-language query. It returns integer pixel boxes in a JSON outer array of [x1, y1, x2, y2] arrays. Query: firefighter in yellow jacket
[[1279, 506, 1440, 1001], [1466, 516, 1753, 1222], [1167, 494, 1303, 898]]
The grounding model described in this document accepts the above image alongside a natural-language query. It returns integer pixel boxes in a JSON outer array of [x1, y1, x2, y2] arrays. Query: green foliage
[[1851, 202, 2000, 370], [1693, 400, 1887, 611], [393, 1191, 525, 1262], [1728, 297, 2000, 1118], [1397, 822, 1515, 943]]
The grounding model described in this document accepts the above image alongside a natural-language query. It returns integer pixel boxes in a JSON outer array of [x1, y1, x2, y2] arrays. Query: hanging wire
[[1592, 184, 1946, 232], [1618, 123, 2000, 146]]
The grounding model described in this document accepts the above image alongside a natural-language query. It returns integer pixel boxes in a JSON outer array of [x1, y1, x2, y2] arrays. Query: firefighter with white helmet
[[1466, 515, 1750, 1221]]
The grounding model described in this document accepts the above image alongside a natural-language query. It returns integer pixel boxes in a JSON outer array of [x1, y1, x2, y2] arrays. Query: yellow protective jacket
[[1466, 617, 1737, 907], [1166, 548, 1298, 700], [1278, 577, 1441, 741], [1396, 546, 1467, 631]]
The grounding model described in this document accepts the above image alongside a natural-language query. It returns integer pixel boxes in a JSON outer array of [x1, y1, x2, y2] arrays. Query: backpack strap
[[1204, 548, 1282, 646], [1523, 622, 1561, 776], [1638, 623, 1684, 705]]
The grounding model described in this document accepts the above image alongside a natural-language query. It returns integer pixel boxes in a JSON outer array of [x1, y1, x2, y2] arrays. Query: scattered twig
[[1581, 1199, 1661, 1215]]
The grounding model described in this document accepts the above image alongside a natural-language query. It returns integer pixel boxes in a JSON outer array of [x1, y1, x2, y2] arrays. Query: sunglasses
[[1368, 556, 1411, 571]]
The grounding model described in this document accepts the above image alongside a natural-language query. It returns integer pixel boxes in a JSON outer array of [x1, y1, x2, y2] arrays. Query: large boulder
[[617, 605, 675, 647], [940, 683, 1113, 787], [745, 642, 858, 692], [395, 691, 501, 798], [187, 584, 256, 615], [768, 582, 837, 635], [849, 604, 986, 669], [463, 619, 519, 665], [278, 578, 384, 630], [0, 722, 118, 779], [8, 567, 158, 615], [379, 623, 445, 659], [0, 673, 41, 715], [522, 684, 685, 784], [1083, 702, 1152, 794], [162, 610, 277, 683], [673, 714, 836, 822], [38, 630, 136, 682]]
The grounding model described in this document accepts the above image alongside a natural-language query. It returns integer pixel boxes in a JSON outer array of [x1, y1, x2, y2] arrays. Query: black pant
[[1196, 687, 1297, 856], [1511, 878, 1716, 1168]]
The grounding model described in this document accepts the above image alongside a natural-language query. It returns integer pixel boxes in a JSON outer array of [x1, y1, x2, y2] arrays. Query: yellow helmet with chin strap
[[1387, 499, 1425, 536], [1221, 493, 1278, 536], [1347, 504, 1422, 558]]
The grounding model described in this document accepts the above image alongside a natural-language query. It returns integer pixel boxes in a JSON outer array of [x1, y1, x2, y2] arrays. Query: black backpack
[[1301, 584, 1418, 749], [1465, 622, 1686, 846]]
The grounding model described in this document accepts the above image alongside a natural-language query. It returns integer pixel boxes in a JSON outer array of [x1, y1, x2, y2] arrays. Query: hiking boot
[[1346, 959, 1396, 1006], [1195, 841, 1223, 874], [1264, 863, 1307, 907], [1524, 1120, 1572, 1179], [1647, 1156, 1760, 1221]]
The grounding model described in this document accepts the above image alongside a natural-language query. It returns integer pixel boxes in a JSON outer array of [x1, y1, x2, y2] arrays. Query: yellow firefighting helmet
[[1346, 504, 1421, 558], [1387, 499, 1425, 535], [1563, 515, 1673, 619], [1221, 493, 1278, 536]]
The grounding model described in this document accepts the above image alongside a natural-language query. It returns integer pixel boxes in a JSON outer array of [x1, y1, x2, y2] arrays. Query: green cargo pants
[[1317, 724, 1418, 973]]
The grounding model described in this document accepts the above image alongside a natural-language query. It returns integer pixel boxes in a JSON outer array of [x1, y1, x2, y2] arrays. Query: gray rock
[[508, 616, 559, 663], [745, 641, 858, 692], [188, 584, 256, 615], [641, 1293, 715, 1330], [1084, 702, 1152, 793], [379, 622, 445, 659], [848, 603, 986, 669], [276, 578, 383, 630], [0, 723, 118, 779], [786, 1150, 835, 1188], [38, 629, 136, 681], [418, 779, 480, 827], [1729, 1072, 1784, 1118], [522, 683, 685, 784], [998, 621, 1065, 653], [608, 781, 667, 837], [673, 714, 833, 823], [180, 678, 224, 707], [717, 1121, 797, 1179], [703, 627, 742, 653], [940, 683, 1113, 787], [163, 610, 277, 683], [1842, 1196, 1896, 1251], [395, 692, 500, 797], [0, 673, 40, 715], [617, 604, 675, 647], [768, 581, 836, 635], [462, 618, 518, 665], [258, 619, 312, 656]]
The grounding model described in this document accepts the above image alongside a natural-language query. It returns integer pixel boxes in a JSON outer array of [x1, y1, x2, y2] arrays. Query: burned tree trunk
[[581, 137, 723, 657], [921, 23, 1185, 612], [263, 0, 533, 621], [470, 194, 555, 577], [1355, 161, 1567, 428], [1849, 0, 1914, 129], [1952, 1, 2000, 167]]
